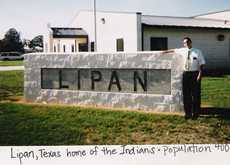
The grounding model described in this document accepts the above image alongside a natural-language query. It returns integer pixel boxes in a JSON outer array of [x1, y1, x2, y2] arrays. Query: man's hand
[[197, 65, 204, 82], [197, 73, 201, 82]]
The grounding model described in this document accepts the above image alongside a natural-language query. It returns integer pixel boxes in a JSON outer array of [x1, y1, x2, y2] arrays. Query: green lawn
[[201, 75, 230, 107], [0, 60, 23, 66], [0, 102, 230, 145], [0, 70, 23, 101], [0, 70, 230, 145]]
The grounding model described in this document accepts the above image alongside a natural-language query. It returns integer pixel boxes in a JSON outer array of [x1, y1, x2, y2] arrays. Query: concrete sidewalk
[[0, 66, 24, 71]]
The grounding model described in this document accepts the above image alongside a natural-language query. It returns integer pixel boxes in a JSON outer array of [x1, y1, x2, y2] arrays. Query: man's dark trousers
[[182, 71, 201, 119]]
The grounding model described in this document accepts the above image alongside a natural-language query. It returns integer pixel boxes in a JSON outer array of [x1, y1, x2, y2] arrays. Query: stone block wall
[[24, 52, 184, 112]]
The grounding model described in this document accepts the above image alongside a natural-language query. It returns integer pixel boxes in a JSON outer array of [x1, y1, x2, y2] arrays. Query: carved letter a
[[108, 71, 121, 91]]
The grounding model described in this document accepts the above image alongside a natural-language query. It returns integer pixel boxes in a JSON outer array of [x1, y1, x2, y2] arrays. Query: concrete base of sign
[[24, 52, 184, 112]]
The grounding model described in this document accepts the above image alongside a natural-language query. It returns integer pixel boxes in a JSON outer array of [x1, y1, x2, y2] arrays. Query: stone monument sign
[[24, 52, 184, 112]]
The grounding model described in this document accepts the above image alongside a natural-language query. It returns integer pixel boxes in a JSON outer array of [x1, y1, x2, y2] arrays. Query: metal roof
[[78, 9, 141, 15], [142, 15, 230, 29], [194, 10, 230, 21], [51, 27, 88, 38]]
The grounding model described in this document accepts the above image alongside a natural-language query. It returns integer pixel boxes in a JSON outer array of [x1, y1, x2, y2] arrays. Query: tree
[[0, 28, 24, 52], [29, 35, 43, 51], [0, 40, 3, 52]]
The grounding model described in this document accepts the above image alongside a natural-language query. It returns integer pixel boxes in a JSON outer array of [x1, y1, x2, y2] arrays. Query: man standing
[[162, 37, 206, 119]]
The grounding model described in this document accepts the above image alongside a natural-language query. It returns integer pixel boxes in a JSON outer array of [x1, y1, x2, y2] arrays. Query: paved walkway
[[0, 66, 24, 71]]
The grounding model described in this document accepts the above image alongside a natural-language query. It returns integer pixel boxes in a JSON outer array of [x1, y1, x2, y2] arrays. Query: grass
[[0, 70, 230, 145], [201, 75, 230, 107], [0, 70, 23, 101], [0, 102, 230, 145], [0, 60, 23, 66]]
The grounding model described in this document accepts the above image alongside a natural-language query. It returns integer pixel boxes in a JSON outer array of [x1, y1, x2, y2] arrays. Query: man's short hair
[[183, 37, 192, 43]]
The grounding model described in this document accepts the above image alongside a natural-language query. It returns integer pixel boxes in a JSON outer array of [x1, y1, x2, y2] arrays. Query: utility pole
[[94, 0, 97, 52]]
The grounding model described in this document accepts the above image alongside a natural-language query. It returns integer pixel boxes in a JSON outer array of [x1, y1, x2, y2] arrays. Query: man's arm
[[161, 49, 175, 54], [197, 50, 206, 82]]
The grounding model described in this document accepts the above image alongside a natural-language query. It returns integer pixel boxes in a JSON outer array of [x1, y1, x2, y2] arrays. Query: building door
[[79, 43, 88, 52]]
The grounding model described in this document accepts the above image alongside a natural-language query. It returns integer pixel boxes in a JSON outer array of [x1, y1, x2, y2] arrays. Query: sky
[[1, 0, 230, 40]]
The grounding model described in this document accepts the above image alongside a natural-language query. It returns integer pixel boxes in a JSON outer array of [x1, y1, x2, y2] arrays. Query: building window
[[91, 42, 94, 52], [54, 45, 56, 52], [63, 45, 66, 52], [71, 45, 75, 52], [116, 38, 124, 51], [79, 43, 88, 52], [150, 37, 168, 51]]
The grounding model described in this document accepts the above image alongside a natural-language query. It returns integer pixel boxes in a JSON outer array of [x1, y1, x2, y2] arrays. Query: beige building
[[44, 27, 88, 53]]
